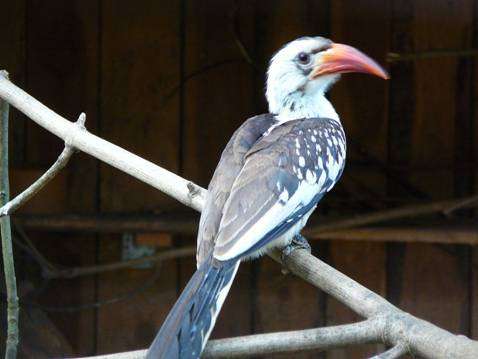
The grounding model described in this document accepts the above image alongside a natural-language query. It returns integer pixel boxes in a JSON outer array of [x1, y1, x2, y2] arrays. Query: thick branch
[[0, 73, 19, 359], [1, 73, 477, 358], [272, 249, 478, 358], [0, 75, 206, 212], [75, 319, 383, 359]]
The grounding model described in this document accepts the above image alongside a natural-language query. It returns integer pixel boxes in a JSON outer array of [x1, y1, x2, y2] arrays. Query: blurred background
[[0, 0, 476, 358]]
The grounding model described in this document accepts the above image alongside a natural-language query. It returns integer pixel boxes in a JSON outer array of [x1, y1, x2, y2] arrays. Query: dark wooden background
[[0, 1, 477, 358]]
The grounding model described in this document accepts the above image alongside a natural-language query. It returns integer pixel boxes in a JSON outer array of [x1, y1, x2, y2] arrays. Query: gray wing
[[212, 118, 346, 262], [196, 114, 276, 266]]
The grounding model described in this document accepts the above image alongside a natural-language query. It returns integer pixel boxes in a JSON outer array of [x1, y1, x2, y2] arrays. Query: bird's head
[[266, 36, 389, 119]]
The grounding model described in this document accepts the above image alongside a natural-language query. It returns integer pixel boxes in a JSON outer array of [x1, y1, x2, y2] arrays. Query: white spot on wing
[[279, 189, 289, 202], [299, 156, 305, 167], [305, 169, 316, 183]]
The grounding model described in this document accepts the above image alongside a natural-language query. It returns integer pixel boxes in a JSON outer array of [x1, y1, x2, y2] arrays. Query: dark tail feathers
[[146, 258, 239, 359]]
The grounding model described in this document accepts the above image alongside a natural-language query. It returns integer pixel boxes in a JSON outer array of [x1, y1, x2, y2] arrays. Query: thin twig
[[0, 70, 19, 359], [369, 342, 408, 359], [349, 139, 430, 200], [387, 48, 478, 62], [0, 113, 84, 217], [44, 246, 195, 279], [161, 59, 242, 105], [13, 221, 194, 279], [230, 0, 259, 71], [13, 223, 59, 274], [2, 264, 163, 313], [443, 195, 478, 216]]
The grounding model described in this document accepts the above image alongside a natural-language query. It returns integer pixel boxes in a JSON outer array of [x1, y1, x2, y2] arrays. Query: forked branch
[[0, 113, 85, 217]]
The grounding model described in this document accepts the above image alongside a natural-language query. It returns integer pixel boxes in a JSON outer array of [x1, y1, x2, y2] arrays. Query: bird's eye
[[297, 52, 311, 65]]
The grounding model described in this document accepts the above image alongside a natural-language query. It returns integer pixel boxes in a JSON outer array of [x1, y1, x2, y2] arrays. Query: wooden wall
[[0, 1, 477, 358]]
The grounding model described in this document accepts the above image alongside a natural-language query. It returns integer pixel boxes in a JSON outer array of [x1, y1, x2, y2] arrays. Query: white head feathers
[[266, 36, 340, 123]]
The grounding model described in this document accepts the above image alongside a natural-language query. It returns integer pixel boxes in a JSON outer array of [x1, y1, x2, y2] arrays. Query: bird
[[146, 36, 388, 359]]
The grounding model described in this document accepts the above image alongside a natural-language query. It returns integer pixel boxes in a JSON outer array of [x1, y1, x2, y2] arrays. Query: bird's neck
[[275, 92, 341, 125]]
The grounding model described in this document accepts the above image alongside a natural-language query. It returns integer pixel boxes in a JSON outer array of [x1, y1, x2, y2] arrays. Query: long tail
[[146, 257, 240, 359]]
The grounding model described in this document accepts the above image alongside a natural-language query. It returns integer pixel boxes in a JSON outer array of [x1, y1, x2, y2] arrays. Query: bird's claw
[[280, 234, 311, 274]]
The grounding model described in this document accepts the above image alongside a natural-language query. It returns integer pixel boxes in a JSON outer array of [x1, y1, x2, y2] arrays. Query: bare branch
[[74, 319, 383, 359], [0, 74, 207, 212], [1, 73, 477, 358], [0, 71, 19, 359], [271, 249, 478, 358], [0, 140, 75, 217]]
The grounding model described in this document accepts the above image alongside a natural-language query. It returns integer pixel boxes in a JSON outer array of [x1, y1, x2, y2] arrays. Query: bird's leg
[[280, 233, 311, 274]]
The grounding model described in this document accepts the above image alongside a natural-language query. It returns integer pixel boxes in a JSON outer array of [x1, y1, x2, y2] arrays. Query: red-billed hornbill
[[147, 36, 388, 359]]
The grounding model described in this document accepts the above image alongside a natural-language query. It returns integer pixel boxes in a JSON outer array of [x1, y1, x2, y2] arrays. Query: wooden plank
[[96, 234, 178, 353], [99, 1, 181, 212], [327, 1, 390, 357], [395, 243, 469, 333], [25, 1, 100, 355], [96, 0, 181, 353], [312, 226, 478, 244], [0, 0, 26, 166], [181, 0, 255, 185], [254, 243, 327, 359], [10, 169, 68, 214], [469, 0, 478, 342], [179, 0, 256, 340], [253, 0, 331, 110], [389, 0, 473, 343]]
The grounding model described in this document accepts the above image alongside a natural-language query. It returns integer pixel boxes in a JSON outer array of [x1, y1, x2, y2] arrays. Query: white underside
[[214, 178, 326, 262], [243, 204, 317, 260]]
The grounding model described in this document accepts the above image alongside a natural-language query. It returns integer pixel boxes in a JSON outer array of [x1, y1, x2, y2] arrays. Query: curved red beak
[[310, 43, 389, 80]]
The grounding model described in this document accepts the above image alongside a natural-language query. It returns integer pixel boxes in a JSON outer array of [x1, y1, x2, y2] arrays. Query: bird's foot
[[280, 234, 311, 274]]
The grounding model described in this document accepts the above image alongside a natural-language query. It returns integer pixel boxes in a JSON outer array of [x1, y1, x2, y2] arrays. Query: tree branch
[[75, 319, 384, 359], [0, 71, 19, 359], [270, 248, 478, 358], [0, 113, 84, 217], [0, 74, 206, 212], [1, 73, 477, 357]]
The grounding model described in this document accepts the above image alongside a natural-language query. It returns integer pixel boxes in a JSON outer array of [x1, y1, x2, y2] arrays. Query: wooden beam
[[13, 213, 478, 244], [310, 226, 478, 245]]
